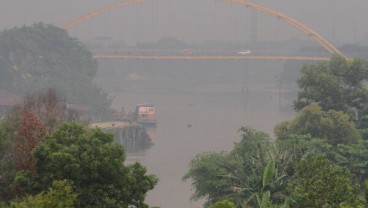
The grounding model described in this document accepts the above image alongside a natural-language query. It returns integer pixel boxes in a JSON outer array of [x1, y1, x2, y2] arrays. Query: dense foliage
[[275, 103, 360, 145], [33, 123, 157, 207], [185, 127, 367, 207], [0, 23, 112, 118], [278, 135, 368, 188], [207, 200, 236, 208], [0, 88, 88, 202], [4, 180, 77, 208], [0, 121, 158, 207], [294, 56, 368, 124], [292, 154, 363, 208], [183, 127, 292, 207], [185, 56, 368, 207], [0, 109, 47, 201]]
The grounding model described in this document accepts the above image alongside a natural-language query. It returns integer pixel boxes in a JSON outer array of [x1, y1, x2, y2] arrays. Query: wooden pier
[[89, 121, 153, 152]]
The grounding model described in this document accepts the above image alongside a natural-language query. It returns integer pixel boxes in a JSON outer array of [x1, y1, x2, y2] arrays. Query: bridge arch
[[63, 0, 145, 30], [63, 0, 347, 59]]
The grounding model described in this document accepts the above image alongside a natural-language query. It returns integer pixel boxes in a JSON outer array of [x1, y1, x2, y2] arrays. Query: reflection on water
[[95, 59, 296, 208]]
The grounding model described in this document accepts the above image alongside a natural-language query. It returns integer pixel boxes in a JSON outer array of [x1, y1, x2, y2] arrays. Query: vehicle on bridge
[[237, 50, 252, 55]]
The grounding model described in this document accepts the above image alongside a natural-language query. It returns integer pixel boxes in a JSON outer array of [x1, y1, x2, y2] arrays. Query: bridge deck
[[93, 54, 330, 61]]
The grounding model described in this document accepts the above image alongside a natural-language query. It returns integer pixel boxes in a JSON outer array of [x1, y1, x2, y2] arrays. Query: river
[[95, 59, 296, 208]]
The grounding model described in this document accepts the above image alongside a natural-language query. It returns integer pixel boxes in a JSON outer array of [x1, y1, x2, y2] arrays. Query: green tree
[[183, 151, 231, 206], [335, 141, 368, 186], [7, 180, 77, 208], [0, 123, 5, 160], [0, 109, 21, 202], [292, 154, 363, 208], [30, 122, 157, 208], [278, 134, 368, 191], [294, 56, 368, 123], [183, 127, 292, 207], [275, 103, 360, 145], [208, 199, 236, 208]]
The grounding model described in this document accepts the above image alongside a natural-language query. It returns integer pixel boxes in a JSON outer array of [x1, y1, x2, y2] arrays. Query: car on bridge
[[237, 50, 252, 55]]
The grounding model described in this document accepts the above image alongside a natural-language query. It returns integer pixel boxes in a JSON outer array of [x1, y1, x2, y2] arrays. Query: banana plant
[[251, 160, 290, 208]]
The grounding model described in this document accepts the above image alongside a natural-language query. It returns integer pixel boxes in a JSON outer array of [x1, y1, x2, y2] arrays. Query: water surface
[[95, 59, 296, 208]]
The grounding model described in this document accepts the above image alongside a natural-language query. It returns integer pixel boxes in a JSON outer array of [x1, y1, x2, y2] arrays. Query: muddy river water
[[95, 59, 297, 208]]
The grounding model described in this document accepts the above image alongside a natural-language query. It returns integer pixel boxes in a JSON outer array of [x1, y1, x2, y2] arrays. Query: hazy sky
[[1, 0, 367, 46]]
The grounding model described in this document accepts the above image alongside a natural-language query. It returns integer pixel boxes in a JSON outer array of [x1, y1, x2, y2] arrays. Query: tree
[[274, 103, 360, 145], [23, 88, 82, 133], [183, 151, 232, 206], [0, 88, 81, 202], [335, 141, 368, 186], [0, 109, 21, 202], [291, 154, 364, 208], [183, 127, 292, 207], [15, 111, 46, 172], [249, 160, 291, 208], [0, 123, 5, 160], [30, 122, 157, 208], [6, 180, 77, 208], [294, 56, 368, 123], [208, 199, 236, 208], [277, 133, 368, 192], [0, 23, 96, 88], [0, 23, 112, 118], [0, 109, 46, 201]]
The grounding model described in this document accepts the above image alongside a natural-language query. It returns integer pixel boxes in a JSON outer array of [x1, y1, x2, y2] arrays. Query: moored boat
[[134, 104, 157, 127]]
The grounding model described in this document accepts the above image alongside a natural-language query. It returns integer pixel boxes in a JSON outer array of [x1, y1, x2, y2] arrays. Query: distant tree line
[[0, 23, 112, 119]]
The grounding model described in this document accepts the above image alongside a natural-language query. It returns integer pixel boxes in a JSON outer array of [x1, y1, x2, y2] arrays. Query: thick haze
[[1, 0, 368, 46], [2, 1, 367, 207]]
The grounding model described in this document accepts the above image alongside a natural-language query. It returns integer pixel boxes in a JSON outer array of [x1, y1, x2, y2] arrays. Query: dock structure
[[89, 121, 153, 152]]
